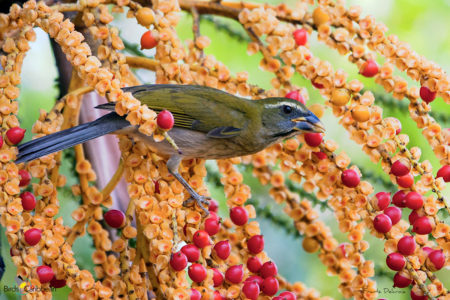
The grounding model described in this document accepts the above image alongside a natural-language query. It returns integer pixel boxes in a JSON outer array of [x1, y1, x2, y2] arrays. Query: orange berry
[[351, 105, 370, 122], [136, 7, 155, 27], [302, 237, 320, 253], [140, 31, 158, 50], [312, 7, 329, 26], [331, 89, 350, 106]]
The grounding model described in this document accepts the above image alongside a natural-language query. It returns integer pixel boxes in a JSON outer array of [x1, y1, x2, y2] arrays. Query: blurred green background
[[1, 0, 449, 299]]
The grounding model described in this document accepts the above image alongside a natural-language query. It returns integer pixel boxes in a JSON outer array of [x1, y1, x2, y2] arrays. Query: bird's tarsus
[[183, 194, 211, 215]]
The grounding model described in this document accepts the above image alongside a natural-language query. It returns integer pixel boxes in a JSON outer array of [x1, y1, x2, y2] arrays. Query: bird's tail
[[16, 112, 130, 163]]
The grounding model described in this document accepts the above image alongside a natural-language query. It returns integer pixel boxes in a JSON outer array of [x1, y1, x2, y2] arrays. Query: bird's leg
[[166, 155, 210, 214]]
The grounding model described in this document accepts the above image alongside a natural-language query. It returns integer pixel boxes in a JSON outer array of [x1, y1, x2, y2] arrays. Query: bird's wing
[[98, 85, 254, 137]]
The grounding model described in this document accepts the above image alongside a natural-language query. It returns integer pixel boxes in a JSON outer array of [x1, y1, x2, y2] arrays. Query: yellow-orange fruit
[[302, 237, 320, 253], [308, 103, 325, 119], [351, 105, 371, 122], [136, 7, 155, 27], [331, 89, 350, 106], [313, 7, 330, 26]]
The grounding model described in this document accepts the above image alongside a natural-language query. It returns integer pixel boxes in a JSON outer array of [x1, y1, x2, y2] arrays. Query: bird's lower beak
[[292, 115, 325, 133], [311, 121, 325, 133]]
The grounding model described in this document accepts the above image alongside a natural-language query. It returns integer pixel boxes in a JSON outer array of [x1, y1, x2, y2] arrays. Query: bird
[[16, 84, 325, 213]]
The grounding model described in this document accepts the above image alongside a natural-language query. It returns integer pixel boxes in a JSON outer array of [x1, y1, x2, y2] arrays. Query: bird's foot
[[183, 194, 211, 215]]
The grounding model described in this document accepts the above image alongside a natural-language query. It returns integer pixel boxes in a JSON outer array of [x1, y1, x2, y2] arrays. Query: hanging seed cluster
[[0, 0, 448, 299]]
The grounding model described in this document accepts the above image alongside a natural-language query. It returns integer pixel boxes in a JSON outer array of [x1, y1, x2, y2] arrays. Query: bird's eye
[[282, 105, 293, 114]]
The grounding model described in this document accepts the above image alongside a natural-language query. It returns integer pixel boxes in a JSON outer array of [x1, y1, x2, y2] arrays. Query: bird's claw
[[183, 194, 211, 215]]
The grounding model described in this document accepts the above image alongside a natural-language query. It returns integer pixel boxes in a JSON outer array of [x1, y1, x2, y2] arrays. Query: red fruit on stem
[[373, 214, 392, 233], [242, 281, 260, 300], [383, 206, 402, 225], [390, 160, 410, 177], [181, 244, 200, 262], [436, 165, 450, 182], [18, 170, 31, 187], [408, 210, 421, 225], [312, 151, 327, 160], [405, 192, 423, 210], [396, 173, 414, 188], [213, 240, 231, 260], [140, 30, 158, 49], [410, 286, 428, 300], [360, 59, 379, 77], [0, 136, 3, 148], [341, 169, 360, 187], [213, 290, 225, 300], [212, 268, 224, 287], [208, 211, 219, 221], [225, 265, 244, 284], [190, 288, 201, 300], [279, 291, 297, 300], [397, 236, 416, 256], [338, 243, 348, 258], [245, 275, 264, 287], [260, 261, 278, 278], [392, 271, 412, 288], [304, 133, 323, 147], [392, 190, 407, 208], [193, 230, 210, 248], [6, 127, 26, 145], [188, 264, 207, 283], [20, 191, 36, 211], [204, 217, 220, 236], [247, 235, 264, 254], [104, 209, 125, 228], [230, 206, 249, 226], [412, 216, 433, 235], [37, 266, 54, 283], [419, 86, 436, 104], [293, 28, 308, 46], [156, 110, 174, 130], [24, 228, 41, 246], [372, 192, 391, 211], [386, 252, 405, 271], [426, 250, 445, 271], [261, 276, 279, 296], [170, 251, 187, 271], [50, 277, 66, 288], [311, 80, 324, 89], [208, 199, 219, 212], [285, 90, 305, 104], [422, 247, 434, 256], [247, 256, 262, 273]]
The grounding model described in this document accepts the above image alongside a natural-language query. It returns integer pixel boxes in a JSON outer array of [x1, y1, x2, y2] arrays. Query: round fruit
[[37, 266, 54, 283], [285, 90, 305, 104], [245, 275, 264, 287], [390, 160, 410, 177], [204, 217, 220, 236], [436, 165, 450, 182], [225, 265, 244, 284], [230, 206, 249, 226], [405, 192, 423, 210], [156, 110, 174, 130], [213, 240, 231, 260], [341, 169, 360, 187], [181, 244, 200, 262], [386, 252, 405, 271], [302, 237, 320, 253], [419, 86, 436, 104], [360, 59, 379, 77], [330, 89, 350, 106], [212, 268, 224, 287], [188, 263, 207, 283], [260, 261, 278, 278], [193, 230, 210, 248], [279, 291, 296, 300], [50, 277, 67, 288], [242, 281, 260, 300], [293, 28, 308, 46], [392, 190, 407, 208], [170, 251, 188, 271], [24, 228, 41, 246], [304, 133, 323, 147], [19, 170, 31, 187], [426, 250, 445, 271], [392, 271, 412, 288], [351, 105, 370, 122], [247, 235, 264, 254], [208, 199, 219, 212], [383, 206, 402, 225], [312, 151, 327, 160], [397, 236, 416, 256], [408, 210, 421, 225], [213, 290, 224, 300], [311, 80, 324, 89], [412, 216, 432, 235], [20, 191, 36, 211], [6, 127, 26, 145], [136, 7, 155, 27], [190, 288, 201, 300], [247, 256, 262, 273], [261, 276, 279, 296], [410, 286, 428, 300], [104, 209, 125, 228], [372, 192, 391, 211], [396, 173, 414, 188], [373, 214, 392, 233]]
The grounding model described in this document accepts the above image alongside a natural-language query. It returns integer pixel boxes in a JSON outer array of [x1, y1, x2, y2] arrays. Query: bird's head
[[259, 98, 325, 139]]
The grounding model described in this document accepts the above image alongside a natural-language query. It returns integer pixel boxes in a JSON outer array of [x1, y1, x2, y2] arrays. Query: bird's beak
[[292, 115, 325, 133]]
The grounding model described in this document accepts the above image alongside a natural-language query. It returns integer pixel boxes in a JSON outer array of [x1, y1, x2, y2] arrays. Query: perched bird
[[16, 84, 325, 213]]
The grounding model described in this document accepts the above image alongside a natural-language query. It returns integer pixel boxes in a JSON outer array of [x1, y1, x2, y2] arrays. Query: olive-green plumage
[[17, 84, 324, 213]]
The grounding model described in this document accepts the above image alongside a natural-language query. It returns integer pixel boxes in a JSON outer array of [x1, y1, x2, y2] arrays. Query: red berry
[[225, 265, 244, 284], [153, 180, 160, 193], [213, 290, 225, 300], [293, 28, 308, 46], [304, 133, 323, 147], [104, 209, 125, 228], [20, 191, 36, 211], [285, 90, 305, 104], [247, 235, 264, 254], [213, 240, 231, 260], [372, 192, 391, 211], [312, 151, 327, 160], [360, 59, 379, 77], [397, 236, 416, 256], [190, 288, 201, 300], [341, 169, 360, 187], [338, 243, 348, 258], [419, 86, 436, 104], [188, 263, 207, 283], [436, 165, 450, 182], [279, 291, 296, 300], [311, 80, 324, 89], [260, 261, 278, 278], [140, 30, 158, 49], [405, 192, 423, 210], [410, 287, 428, 300], [181, 244, 200, 262], [230, 206, 249, 226], [247, 256, 262, 273], [19, 170, 31, 187], [386, 252, 405, 271], [242, 281, 260, 300], [212, 268, 224, 287], [204, 217, 220, 236], [422, 247, 434, 256], [156, 110, 174, 130], [208, 199, 219, 212], [261, 276, 279, 296], [408, 210, 421, 225], [0, 136, 3, 148], [426, 250, 445, 271], [50, 277, 66, 288], [396, 173, 414, 188], [246, 275, 264, 287], [393, 271, 412, 288], [412, 216, 433, 235], [193, 230, 210, 248], [6, 127, 26, 145], [392, 190, 407, 208], [373, 214, 392, 233], [209, 211, 219, 221], [170, 251, 187, 271], [383, 206, 402, 225], [24, 228, 41, 246], [390, 160, 410, 177], [37, 266, 54, 283]]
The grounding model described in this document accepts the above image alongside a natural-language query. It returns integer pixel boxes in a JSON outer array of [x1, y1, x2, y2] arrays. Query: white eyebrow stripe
[[263, 102, 300, 109]]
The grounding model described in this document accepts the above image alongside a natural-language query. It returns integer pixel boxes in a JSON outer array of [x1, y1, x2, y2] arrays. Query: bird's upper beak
[[292, 114, 325, 133]]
